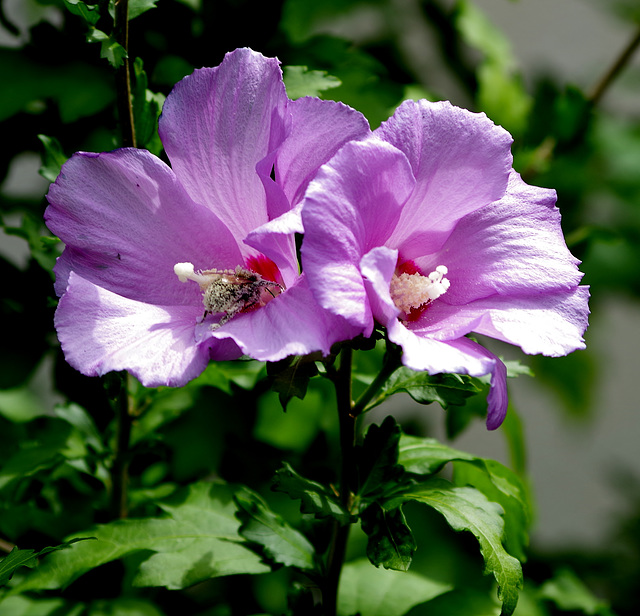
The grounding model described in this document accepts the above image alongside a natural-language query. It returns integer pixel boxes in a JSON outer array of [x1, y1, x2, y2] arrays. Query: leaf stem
[[352, 342, 402, 417], [114, 0, 136, 147], [324, 345, 355, 615], [588, 25, 640, 106]]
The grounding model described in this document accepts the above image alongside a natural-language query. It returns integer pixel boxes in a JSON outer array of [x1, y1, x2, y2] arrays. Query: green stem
[[352, 342, 402, 417], [324, 346, 355, 616], [114, 0, 136, 148]]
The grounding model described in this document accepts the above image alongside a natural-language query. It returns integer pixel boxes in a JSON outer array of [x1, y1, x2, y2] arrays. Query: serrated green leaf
[[234, 487, 316, 570], [337, 558, 452, 616], [360, 504, 416, 571], [386, 479, 522, 615], [63, 0, 100, 25], [0, 539, 94, 587], [110, 0, 158, 20], [356, 416, 405, 501], [86, 28, 128, 68], [131, 57, 165, 153], [10, 482, 269, 593], [37, 135, 67, 183], [373, 368, 483, 412], [398, 434, 477, 475], [267, 355, 318, 409], [272, 462, 351, 523], [399, 433, 530, 568], [283, 65, 341, 99]]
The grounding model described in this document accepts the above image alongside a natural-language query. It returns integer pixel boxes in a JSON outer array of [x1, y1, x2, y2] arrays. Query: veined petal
[[301, 139, 415, 329], [424, 171, 584, 304], [413, 287, 590, 356], [46, 150, 242, 305], [276, 97, 370, 207], [359, 245, 401, 329], [159, 48, 288, 240], [375, 100, 513, 258], [206, 274, 360, 361], [55, 273, 235, 387]]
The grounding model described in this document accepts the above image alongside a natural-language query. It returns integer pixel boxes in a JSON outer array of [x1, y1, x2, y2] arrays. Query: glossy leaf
[[385, 479, 523, 616], [11, 482, 269, 593], [337, 558, 451, 616], [234, 487, 316, 570]]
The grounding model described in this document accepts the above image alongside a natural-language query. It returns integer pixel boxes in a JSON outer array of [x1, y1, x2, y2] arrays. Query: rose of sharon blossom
[[301, 100, 590, 429], [45, 48, 369, 387]]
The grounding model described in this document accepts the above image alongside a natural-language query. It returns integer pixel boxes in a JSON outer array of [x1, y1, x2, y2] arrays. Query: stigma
[[390, 265, 450, 317]]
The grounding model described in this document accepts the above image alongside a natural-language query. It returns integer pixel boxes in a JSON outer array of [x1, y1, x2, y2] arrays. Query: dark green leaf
[[397, 434, 477, 475], [131, 57, 165, 154], [360, 504, 416, 571], [37, 135, 67, 183], [267, 355, 318, 409], [356, 416, 405, 501], [283, 65, 341, 99], [11, 482, 269, 593], [0, 539, 94, 587], [63, 0, 100, 25], [125, 0, 159, 20], [337, 558, 452, 616], [234, 487, 316, 570], [86, 28, 128, 68], [386, 478, 522, 616], [272, 462, 351, 523], [397, 434, 531, 561], [375, 367, 483, 411]]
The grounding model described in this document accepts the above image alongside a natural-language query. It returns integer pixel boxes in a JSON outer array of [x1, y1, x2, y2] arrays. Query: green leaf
[[397, 434, 531, 563], [356, 416, 405, 501], [272, 462, 352, 523], [398, 434, 477, 475], [234, 487, 316, 570], [539, 568, 613, 615], [63, 0, 100, 25], [360, 504, 416, 571], [131, 57, 165, 154], [0, 595, 72, 616], [0, 539, 94, 587], [86, 28, 128, 68], [267, 355, 318, 409], [374, 367, 483, 411], [11, 482, 269, 593], [283, 65, 341, 99], [337, 558, 452, 616], [109, 0, 158, 21], [37, 135, 67, 183], [386, 479, 522, 616]]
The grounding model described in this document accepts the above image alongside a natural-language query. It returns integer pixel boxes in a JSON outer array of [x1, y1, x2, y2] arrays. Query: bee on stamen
[[174, 262, 284, 329]]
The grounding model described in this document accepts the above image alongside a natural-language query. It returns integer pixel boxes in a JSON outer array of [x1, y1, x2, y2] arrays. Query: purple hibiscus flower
[[45, 48, 369, 387], [301, 100, 590, 429]]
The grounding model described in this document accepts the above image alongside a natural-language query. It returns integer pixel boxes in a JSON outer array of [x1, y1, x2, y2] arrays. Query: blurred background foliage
[[1, 0, 640, 614]]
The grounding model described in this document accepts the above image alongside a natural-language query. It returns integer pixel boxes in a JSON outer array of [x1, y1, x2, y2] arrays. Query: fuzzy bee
[[200, 266, 284, 329]]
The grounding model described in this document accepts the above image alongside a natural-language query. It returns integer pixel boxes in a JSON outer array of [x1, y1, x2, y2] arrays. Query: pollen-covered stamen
[[390, 265, 450, 316], [174, 261, 284, 329]]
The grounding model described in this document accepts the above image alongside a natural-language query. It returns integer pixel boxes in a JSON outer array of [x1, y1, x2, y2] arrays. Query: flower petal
[[206, 274, 359, 361], [424, 171, 584, 304], [55, 273, 237, 387], [159, 48, 288, 240], [375, 100, 513, 257], [301, 139, 415, 330], [46, 150, 243, 305], [276, 97, 370, 207], [413, 287, 590, 356]]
